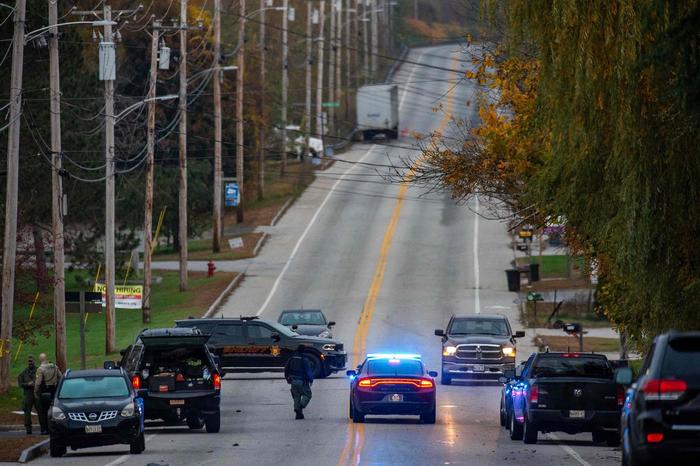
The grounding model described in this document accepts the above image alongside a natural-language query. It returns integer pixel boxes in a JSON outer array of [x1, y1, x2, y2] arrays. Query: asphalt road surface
[[31, 45, 622, 466]]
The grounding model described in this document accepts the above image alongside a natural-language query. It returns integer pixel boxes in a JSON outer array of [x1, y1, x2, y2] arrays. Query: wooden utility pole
[[344, 0, 351, 121], [49, 0, 66, 370], [328, 0, 336, 132], [304, 0, 312, 159], [370, 0, 378, 78], [362, 0, 369, 83], [0, 0, 26, 394], [280, 0, 289, 175], [236, 0, 246, 223], [258, 0, 266, 200], [212, 0, 222, 252], [178, 0, 189, 291], [103, 4, 117, 353], [353, 0, 359, 88], [143, 21, 160, 323], [315, 1, 326, 139], [382, 0, 389, 56], [335, 0, 341, 130]]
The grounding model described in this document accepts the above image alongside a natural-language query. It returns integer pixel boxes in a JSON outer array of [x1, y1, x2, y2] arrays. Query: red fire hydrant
[[207, 260, 216, 277]]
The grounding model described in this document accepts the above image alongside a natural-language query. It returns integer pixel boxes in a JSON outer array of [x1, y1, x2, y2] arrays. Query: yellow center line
[[337, 53, 462, 466]]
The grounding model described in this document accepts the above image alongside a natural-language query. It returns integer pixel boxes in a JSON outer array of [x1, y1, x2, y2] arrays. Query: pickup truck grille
[[455, 344, 502, 361]]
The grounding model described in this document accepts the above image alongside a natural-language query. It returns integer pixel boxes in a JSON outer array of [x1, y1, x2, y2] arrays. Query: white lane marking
[[546, 433, 593, 466], [102, 433, 157, 466], [256, 145, 378, 316], [473, 196, 480, 314], [399, 50, 425, 111]]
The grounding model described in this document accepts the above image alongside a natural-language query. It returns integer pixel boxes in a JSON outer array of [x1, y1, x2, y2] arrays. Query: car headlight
[[442, 346, 457, 356], [50, 406, 65, 421], [502, 347, 515, 357], [322, 343, 337, 351], [319, 330, 332, 339], [120, 402, 136, 417]]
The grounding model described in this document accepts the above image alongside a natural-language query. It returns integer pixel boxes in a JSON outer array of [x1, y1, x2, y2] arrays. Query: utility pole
[[315, 1, 325, 139], [258, 0, 266, 200], [280, 0, 289, 175], [335, 0, 342, 131], [143, 20, 160, 323], [49, 0, 66, 371], [212, 0, 222, 252], [178, 0, 188, 291], [382, 0, 389, 56], [304, 1, 312, 159], [0, 0, 26, 394], [414, 0, 418, 19], [236, 0, 245, 223], [370, 0, 378, 78], [353, 0, 359, 88], [103, 4, 117, 353], [362, 0, 369, 83], [344, 0, 351, 122], [328, 0, 336, 133]]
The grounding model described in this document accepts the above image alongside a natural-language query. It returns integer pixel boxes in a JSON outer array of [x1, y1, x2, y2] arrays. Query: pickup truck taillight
[[642, 379, 687, 401], [213, 373, 221, 390], [131, 375, 141, 390], [529, 385, 539, 404]]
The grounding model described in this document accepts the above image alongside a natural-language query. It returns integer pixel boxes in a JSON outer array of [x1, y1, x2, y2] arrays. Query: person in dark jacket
[[17, 356, 37, 434], [284, 346, 314, 419]]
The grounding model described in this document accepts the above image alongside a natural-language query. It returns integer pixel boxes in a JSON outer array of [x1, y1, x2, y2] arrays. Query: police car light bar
[[366, 353, 422, 360]]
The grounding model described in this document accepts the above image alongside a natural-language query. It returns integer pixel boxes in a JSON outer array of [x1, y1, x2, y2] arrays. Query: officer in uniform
[[17, 356, 37, 434], [34, 353, 62, 435], [284, 346, 314, 419]]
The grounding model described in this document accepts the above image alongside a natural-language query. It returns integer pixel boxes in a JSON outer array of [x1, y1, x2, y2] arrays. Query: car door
[[213, 322, 246, 368], [242, 322, 285, 368], [513, 355, 536, 421]]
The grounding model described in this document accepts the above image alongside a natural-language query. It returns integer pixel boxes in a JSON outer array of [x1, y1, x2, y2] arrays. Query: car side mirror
[[346, 370, 357, 377], [271, 333, 281, 342], [103, 361, 117, 370], [513, 331, 526, 338], [502, 368, 516, 380], [428, 370, 438, 378], [434, 329, 445, 337], [498, 376, 509, 384], [328, 321, 336, 328], [615, 367, 633, 385]]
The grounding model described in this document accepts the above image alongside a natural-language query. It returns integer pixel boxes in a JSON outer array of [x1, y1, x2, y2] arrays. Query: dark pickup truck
[[502, 352, 623, 445]]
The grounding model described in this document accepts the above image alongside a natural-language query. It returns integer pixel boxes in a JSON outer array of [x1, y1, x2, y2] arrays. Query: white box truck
[[356, 84, 399, 140]]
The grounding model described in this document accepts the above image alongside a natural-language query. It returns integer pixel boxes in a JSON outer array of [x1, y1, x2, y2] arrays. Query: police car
[[347, 354, 438, 424]]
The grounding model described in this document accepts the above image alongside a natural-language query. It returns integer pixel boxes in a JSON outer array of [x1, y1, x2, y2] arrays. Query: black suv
[[118, 327, 222, 432], [48, 369, 145, 457], [617, 331, 700, 465], [175, 316, 347, 378], [435, 314, 525, 384]]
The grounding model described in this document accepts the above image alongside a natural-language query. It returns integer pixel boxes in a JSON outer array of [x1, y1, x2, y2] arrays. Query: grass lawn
[[153, 232, 263, 261], [515, 255, 586, 278], [521, 302, 611, 329], [534, 335, 620, 353], [1, 270, 236, 426]]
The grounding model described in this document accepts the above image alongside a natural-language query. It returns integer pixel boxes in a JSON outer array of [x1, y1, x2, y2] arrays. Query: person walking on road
[[34, 353, 62, 435], [284, 346, 314, 419], [17, 356, 37, 434]]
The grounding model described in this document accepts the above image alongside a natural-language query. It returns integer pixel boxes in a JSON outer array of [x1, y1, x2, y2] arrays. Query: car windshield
[[59, 376, 129, 399], [449, 318, 510, 336], [532, 356, 612, 378], [661, 337, 700, 379], [280, 311, 326, 326], [366, 359, 423, 376]]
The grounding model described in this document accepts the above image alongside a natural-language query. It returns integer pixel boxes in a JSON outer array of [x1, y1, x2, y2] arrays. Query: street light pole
[[370, 0, 378, 78]]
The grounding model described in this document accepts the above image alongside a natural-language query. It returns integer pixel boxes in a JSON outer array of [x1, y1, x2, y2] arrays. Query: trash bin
[[505, 269, 520, 292], [529, 263, 540, 282]]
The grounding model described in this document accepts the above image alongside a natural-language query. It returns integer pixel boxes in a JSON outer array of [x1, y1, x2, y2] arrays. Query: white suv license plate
[[569, 410, 585, 419], [85, 424, 102, 434], [472, 364, 485, 372]]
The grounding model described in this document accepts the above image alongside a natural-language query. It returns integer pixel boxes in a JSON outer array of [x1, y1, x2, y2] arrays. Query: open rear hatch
[[140, 331, 211, 349]]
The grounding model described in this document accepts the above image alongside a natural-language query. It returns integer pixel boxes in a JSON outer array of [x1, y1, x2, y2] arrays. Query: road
[[30, 45, 621, 466]]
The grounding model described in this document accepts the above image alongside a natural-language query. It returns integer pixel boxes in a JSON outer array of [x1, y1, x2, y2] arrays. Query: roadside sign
[[321, 101, 340, 108], [93, 283, 143, 309], [228, 237, 244, 249], [225, 181, 240, 207]]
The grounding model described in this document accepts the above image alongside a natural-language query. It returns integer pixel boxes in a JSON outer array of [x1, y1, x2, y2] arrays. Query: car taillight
[[213, 373, 221, 390], [176, 374, 185, 382], [642, 379, 687, 401], [419, 378, 434, 389], [529, 385, 539, 404], [646, 433, 664, 443], [617, 385, 625, 406], [358, 378, 372, 388], [131, 375, 141, 390]]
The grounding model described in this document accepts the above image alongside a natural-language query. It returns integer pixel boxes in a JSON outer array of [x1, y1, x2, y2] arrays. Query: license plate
[[85, 424, 102, 434], [473, 364, 485, 372], [569, 410, 585, 418], [169, 399, 185, 406], [388, 394, 403, 402]]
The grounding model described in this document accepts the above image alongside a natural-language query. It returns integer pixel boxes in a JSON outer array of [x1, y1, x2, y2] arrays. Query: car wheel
[[592, 430, 606, 444], [49, 438, 66, 458], [420, 401, 436, 424], [351, 403, 365, 423], [605, 431, 620, 447], [441, 372, 452, 385], [186, 415, 204, 430], [499, 397, 506, 427], [509, 411, 523, 441], [349, 396, 355, 420], [129, 431, 145, 454], [522, 414, 538, 444], [205, 410, 221, 433], [303, 353, 324, 379]]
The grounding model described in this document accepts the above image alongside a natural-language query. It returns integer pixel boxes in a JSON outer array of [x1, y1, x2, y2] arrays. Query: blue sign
[[224, 181, 239, 207]]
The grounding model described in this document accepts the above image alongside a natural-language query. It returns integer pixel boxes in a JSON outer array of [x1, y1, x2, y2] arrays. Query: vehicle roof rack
[[240, 316, 259, 321]]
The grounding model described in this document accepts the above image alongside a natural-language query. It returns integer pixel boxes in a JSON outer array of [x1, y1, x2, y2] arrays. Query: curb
[[252, 232, 268, 257], [18, 439, 49, 463], [203, 273, 243, 318], [270, 198, 294, 226]]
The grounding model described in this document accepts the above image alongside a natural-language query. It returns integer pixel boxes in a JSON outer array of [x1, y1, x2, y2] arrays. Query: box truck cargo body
[[356, 84, 399, 140]]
